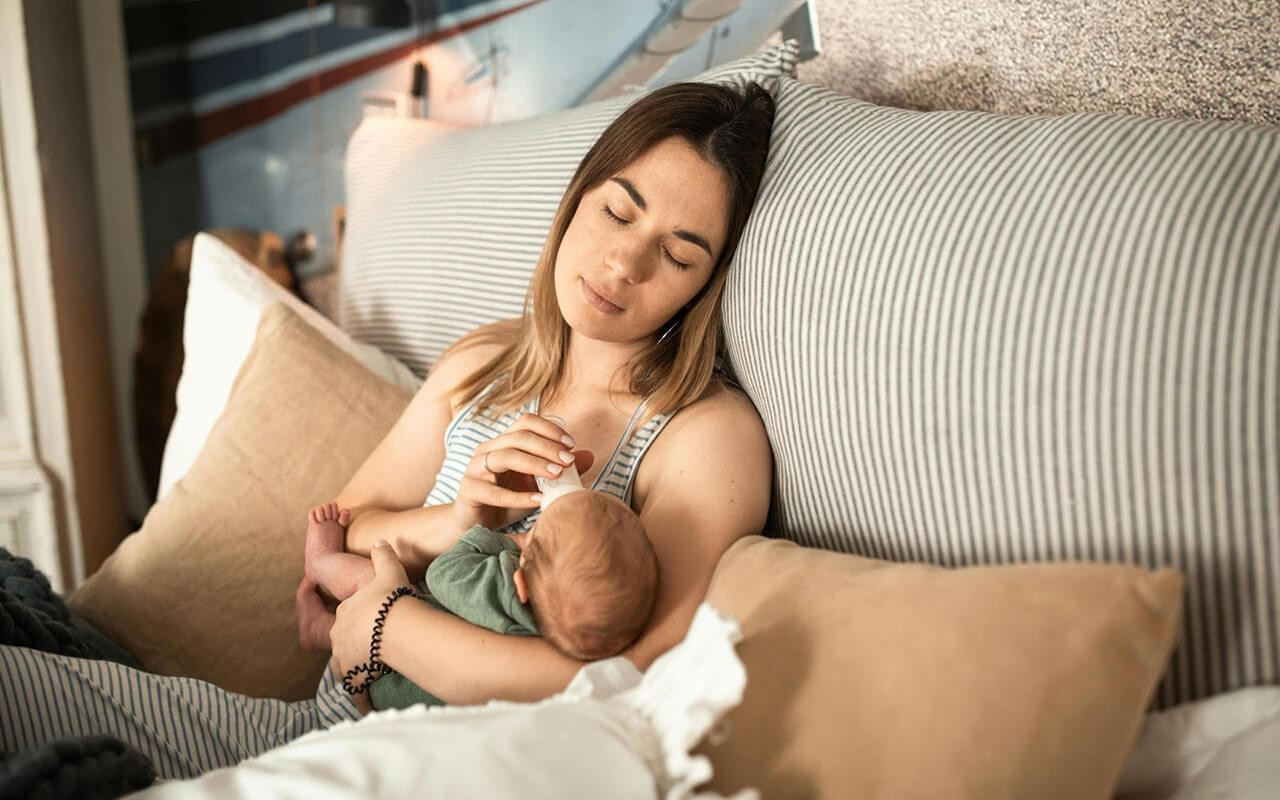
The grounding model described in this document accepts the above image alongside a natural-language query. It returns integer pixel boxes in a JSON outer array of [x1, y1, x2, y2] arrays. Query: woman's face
[[554, 136, 731, 345]]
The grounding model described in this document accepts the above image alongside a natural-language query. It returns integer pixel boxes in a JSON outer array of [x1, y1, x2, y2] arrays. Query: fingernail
[[374, 539, 388, 547], [558, 450, 574, 464], [531, 494, 544, 504], [561, 435, 575, 447], [546, 463, 563, 475]]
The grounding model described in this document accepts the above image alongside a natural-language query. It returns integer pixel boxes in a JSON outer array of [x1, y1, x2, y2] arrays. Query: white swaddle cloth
[[130, 604, 756, 800]]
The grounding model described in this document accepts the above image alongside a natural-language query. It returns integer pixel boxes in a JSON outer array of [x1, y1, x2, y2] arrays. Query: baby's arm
[[425, 526, 531, 635]]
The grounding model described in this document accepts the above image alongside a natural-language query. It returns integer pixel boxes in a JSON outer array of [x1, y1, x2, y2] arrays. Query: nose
[[603, 235, 656, 284]]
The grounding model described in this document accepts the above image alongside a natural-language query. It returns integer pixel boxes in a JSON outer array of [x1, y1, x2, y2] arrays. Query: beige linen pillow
[[698, 536, 1184, 800], [69, 303, 412, 700]]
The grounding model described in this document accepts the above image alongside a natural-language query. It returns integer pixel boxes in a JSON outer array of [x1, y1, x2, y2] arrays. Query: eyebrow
[[609, 177, 714, 257]]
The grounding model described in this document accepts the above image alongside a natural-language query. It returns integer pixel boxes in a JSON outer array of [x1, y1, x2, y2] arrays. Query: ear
[[513, 567, 529, 604]]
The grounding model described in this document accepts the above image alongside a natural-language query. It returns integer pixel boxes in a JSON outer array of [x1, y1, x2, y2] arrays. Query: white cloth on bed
[[127, 603, 756, 800], [1114, 685, 1280, 800]]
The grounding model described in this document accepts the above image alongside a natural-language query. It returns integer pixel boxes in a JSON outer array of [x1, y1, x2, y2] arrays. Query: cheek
[[552, 232, 591, 320], [555, 217, 592, 277], [674, 271, 713, 310]]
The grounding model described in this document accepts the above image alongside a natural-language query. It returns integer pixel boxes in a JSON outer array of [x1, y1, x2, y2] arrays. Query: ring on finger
[[482, 450, 494, 474]]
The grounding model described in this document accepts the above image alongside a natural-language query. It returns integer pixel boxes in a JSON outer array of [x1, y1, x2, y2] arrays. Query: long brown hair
[[448, 80, 775, 426]]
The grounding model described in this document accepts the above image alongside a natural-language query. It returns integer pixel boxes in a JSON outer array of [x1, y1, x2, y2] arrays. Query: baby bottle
[[536, 415, 585, 510]]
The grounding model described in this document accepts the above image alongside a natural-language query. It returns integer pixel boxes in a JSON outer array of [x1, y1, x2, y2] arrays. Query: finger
[[513, 412, 576, 447], [338, 509, 351, 526], [496, 427, 576, 471], [460, 474, 543, 508], [474, 446, 575, 481], [493, 428, 579, 466], [370, 539, 411, 585], [309, 507, 318, 524]]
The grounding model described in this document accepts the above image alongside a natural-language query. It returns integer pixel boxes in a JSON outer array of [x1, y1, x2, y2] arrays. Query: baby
[[295, 481, 659, 672]]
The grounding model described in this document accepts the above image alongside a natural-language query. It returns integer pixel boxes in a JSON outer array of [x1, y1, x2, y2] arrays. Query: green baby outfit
[[368, 525, 537, 710]]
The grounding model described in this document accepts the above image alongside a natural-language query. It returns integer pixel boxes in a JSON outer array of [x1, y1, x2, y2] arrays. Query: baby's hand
[[506, 531, 531, 551]]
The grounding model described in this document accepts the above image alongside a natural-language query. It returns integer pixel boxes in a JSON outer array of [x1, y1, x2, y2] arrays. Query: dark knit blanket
[[0, 735, 155, 800], [0, 548, 156, 798], [0, 548, 139, 666]]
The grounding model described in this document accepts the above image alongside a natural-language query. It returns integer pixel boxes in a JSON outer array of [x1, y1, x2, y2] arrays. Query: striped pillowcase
[[339, 41, 798, 376], [723, 76, 1280, 709]]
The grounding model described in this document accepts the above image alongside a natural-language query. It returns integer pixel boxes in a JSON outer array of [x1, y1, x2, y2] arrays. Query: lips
[[581, 278, 624, 313]]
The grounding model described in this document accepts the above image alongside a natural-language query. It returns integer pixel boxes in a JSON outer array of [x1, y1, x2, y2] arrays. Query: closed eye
[[602, 205, 691, 271], [662, 248, 690, 270]]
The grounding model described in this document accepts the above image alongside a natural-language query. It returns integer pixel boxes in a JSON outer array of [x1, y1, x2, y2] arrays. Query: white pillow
[[156, 233, 422, 500], [1115, 686, 1280, 799], [131, 604, 756, 800], [1170, 713, 1280, 800]]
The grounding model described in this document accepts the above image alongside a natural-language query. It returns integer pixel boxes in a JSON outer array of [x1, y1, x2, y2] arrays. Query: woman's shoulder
[[637, 383, 770, 492], [632, 381, 771, 526], [674, 381, 760, 424]]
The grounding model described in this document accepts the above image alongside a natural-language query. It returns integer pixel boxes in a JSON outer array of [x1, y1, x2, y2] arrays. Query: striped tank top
[[423, 377, 675, 534]]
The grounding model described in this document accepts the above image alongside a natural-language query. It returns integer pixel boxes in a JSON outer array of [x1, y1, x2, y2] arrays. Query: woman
[[0, 79, 775, 778], [329, 79, 776, 711]]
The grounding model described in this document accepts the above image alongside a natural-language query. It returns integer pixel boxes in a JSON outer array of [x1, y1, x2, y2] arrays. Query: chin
[[565, 314, 635, 343], [559, 306, 641, 346]]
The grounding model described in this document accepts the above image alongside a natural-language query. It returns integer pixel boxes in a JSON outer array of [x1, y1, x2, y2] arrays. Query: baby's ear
[[513, 567, 529, 604]]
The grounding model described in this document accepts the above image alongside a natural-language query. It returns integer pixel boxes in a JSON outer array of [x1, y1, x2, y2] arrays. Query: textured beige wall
[[791, 0, 1279, 126]]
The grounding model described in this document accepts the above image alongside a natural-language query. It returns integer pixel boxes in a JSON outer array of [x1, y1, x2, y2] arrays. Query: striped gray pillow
[[723, 76, 1280, 708], [339, 41, 797, 376]]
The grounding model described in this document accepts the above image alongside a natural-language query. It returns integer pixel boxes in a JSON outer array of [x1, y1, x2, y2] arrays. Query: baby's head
[[512, 490, 657, 661]]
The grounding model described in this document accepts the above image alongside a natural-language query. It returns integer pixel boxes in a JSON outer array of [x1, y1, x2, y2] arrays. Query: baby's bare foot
[[295, 577, 336, 652], [304, 502, 351, 584]]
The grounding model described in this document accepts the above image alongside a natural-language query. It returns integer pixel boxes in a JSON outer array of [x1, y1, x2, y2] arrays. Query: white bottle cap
[[536, 415, 586, 510]]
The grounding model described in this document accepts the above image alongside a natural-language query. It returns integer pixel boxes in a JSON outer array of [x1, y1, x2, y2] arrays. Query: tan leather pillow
[[699, 536, 1184, 800], [69, 303, 411, 700]]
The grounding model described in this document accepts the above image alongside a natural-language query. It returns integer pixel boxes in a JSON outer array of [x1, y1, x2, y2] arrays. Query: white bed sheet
[[127, 603, 755, 800], [1115, 685, 1280, 799]]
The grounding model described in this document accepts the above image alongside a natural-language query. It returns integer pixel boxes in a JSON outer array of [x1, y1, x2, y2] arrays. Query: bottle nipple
[[536, 415, 585, 510]]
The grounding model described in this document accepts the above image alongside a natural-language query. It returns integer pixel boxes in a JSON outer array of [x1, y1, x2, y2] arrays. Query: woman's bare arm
[[379, 601, 584, 704], [621, 387, 772, 672], [335, 336, 503, 572], [367, 387, 771, 704]]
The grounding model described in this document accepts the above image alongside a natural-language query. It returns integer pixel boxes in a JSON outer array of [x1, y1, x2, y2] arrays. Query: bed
[[44, 19, 1280, 799]]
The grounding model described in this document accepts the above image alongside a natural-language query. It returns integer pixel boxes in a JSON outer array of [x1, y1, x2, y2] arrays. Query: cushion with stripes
[[723, 76, 1280, 708], [338, 41, 798, 377]]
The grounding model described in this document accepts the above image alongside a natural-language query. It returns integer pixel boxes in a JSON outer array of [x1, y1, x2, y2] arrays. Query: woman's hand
[[453, 413, 593, 531], [329, 540, 415, 680]]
